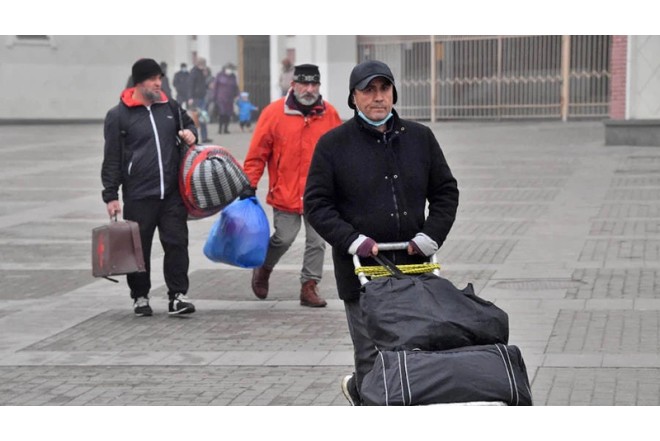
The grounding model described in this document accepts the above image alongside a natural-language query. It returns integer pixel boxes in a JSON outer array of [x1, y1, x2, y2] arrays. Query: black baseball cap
[[348, 60, 397, 109]]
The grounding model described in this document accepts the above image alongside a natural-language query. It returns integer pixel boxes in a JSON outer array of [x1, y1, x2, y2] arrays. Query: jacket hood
[[120, 87, 168, 107]]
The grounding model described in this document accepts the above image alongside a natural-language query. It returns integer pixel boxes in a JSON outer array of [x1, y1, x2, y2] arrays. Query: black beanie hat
[[347, 60, 397, 110], [132, 58, 163, 85], [292, 64, 321, 83]]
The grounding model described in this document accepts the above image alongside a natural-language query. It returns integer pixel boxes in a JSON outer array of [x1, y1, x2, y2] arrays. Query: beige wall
[[627, 35, 660, 120], [0, 35, 244, 122], [0, 36, 187, 120]]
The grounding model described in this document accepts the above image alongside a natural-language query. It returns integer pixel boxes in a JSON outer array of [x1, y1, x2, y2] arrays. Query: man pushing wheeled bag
[[304, 60, 460, 405]]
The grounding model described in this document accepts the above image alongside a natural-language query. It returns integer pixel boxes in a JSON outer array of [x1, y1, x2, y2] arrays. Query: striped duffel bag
[[179, 144, 250, 219]]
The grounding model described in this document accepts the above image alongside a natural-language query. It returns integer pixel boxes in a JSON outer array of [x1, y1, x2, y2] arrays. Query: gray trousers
[[264, 208, 326, 283], [344, 299, 379, 394]]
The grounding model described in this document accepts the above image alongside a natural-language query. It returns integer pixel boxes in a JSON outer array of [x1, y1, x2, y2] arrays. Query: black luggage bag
[[360, 254, 509, 352], [360, 344, 533, 406]]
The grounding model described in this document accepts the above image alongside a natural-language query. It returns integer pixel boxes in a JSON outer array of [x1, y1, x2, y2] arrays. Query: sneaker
[[133, 297, 153, 317], [341, 374, 361, 406], [168, 293, 195, 315]]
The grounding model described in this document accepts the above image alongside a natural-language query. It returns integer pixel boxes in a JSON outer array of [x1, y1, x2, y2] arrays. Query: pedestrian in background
[[214, 63, 240, 134], [242, 64, 342, 308], [101, 58, 199, 317], [189, 57, 213, 143], [159, 61, 172, 99], [304, 60, 459, 404], [278, 57, 294, 96], [172, 62, 191, 105]]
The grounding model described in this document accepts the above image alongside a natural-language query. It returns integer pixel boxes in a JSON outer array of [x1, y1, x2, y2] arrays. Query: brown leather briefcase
[[92, 217, 146, 282]]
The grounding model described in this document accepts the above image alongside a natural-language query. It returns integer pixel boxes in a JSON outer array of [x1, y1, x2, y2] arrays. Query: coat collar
[[283, 90, 326, 117]]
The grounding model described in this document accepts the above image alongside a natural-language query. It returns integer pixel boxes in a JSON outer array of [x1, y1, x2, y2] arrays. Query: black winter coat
[[101, 92, 197, 203], [303, 111, 459, 301], [189, 66, 208, 100]]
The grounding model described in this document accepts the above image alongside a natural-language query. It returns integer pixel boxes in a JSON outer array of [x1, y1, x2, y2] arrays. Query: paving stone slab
[[0, 221, 103, 241], [579, 239, 660, 262], [0, 365, 350, 406], [437, 239, 517, 264], [22, 309, 353, 353], [458, 177, 567, 189], [0, 243, 89, 267], [456, 203, 549, 220], [0, 270, 94, 300], [532, 367, 660, 405], [596, 203, 660, 219], [546, 310, 660, 353], [566, 268, 660, 299]]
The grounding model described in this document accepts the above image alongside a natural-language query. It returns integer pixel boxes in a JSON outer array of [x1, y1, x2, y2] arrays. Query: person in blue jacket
[[236, 91, 258, 132]]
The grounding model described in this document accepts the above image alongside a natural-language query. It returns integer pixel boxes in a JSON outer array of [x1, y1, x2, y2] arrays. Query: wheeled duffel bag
[[360, 254, 509, 352], [360, 344, 533, 406]]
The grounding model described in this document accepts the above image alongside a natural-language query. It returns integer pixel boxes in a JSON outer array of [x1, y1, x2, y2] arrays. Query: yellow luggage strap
[[354, 262, 441, 279]]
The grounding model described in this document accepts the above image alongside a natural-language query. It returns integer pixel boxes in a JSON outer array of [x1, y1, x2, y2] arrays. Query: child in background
[[236, 91, 258, 132]]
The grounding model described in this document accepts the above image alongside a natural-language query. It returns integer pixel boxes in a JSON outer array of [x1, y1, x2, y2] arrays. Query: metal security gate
[[357, 35, 611, 121], [239, 36, 270, 116]]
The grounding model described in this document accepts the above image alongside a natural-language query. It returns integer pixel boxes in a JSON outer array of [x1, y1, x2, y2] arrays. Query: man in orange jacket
[[242, 64, 342, 307]]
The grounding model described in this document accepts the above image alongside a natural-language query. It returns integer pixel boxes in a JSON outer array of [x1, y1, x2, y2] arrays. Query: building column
[[609, 35, 628, 120], [605, 35, 660, 146]]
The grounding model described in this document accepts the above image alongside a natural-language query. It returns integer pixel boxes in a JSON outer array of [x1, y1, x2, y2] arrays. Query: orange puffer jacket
[[243, 96, 342, 214]]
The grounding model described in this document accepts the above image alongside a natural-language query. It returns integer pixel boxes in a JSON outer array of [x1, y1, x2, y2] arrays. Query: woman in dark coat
[[214, 63, 240, 134]]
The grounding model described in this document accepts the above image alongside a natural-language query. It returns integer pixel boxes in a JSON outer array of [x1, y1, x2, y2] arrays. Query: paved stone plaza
[[1, 119, 659, 406]]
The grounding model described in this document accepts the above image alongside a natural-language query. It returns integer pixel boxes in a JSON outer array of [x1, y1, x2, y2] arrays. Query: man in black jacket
[[189, 57, 212, 143], [172, 62, 191, 105], [304, 60, 459, 405], [102, 58, 198, 317]]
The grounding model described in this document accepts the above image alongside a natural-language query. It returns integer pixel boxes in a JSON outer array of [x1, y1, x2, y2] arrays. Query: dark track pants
[[123, 192, 189, 301]]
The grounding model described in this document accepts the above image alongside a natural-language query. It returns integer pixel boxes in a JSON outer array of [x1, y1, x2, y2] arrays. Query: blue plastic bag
[[203, 196, 270, 268]]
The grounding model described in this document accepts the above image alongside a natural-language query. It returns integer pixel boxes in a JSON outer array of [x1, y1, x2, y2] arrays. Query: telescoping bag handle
[[353, 241, 441, 285], [371, 253, 407, 279]]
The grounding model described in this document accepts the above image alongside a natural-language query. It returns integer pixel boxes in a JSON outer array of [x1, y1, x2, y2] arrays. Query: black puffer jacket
[[304, 110, 459, 301], [101, 89, 197, 203]]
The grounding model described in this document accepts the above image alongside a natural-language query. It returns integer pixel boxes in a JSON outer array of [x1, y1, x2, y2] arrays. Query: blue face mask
[[357, 110, 393, 127], [354, 100, 393, 127]]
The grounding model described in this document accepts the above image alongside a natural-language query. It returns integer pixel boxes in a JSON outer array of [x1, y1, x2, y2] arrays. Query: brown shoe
[[251, 266, 273, 299], [300, 280, 327, 307]]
